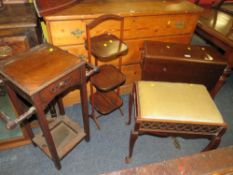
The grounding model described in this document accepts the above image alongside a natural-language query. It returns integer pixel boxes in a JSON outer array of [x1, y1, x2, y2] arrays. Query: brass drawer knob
[[176, 21, 185, 29]]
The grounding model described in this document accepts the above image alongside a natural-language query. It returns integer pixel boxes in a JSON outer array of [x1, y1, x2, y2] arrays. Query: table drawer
[[39, 69, 81, 105]]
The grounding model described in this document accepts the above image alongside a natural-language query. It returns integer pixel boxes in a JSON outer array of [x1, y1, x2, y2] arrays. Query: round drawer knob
[[58, 81, 65, 88]]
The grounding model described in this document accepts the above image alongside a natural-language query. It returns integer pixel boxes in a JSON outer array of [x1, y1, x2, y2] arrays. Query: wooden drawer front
[[48, 14, 197, 46], [124, 14, 198, 39], [142, 59, 226, 91], [48, 19, 121, 46], [39, 69, 81, 105], [48, 20, 88, 46], [0, 36, 29, 61]]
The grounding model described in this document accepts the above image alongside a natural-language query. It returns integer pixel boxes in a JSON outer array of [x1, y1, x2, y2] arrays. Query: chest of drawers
[[0, 3, 41, 60], [44, 0, 202, 105]]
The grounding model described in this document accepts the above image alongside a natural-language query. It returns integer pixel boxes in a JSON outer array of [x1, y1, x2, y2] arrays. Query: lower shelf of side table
[[33, 116, 85, 160], [92, 90, 123, 115]]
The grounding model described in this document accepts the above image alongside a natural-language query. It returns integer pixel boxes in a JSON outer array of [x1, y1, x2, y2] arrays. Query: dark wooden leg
[[90, 84, 101, 130], [202, 127, 226, 151], [127, 93, 133, 125], [91, 109, 101, 130], [57, 98, 65, 116], [210, 66, 231, 98], [119, 107, 124, 117], [34, 102, 61, 170], [225, 50, 233, 69], [125, 130, 139, 163], [5, 84, 34, 140], [49, 103, 57, 118], [80, 66, 90, 141], [117, 87, 124, 117], [202, 135, 221, 152], [127, 84, 135, 125]]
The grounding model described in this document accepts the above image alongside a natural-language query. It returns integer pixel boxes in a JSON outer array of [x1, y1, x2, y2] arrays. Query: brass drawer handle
[[176, 21, 185, 29], [71, 29, 85, 38], [163, 67, 167, 72], [0, 45, 12, 57], [50, 78, 71, 93]]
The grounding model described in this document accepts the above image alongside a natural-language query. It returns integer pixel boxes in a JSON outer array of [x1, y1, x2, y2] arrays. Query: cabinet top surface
[[198, 9, 233, 47], [0, 44, 85, 95], [45, 0, 202, 20], [0, 4, 37, 29], [143, 41, 227, 65]]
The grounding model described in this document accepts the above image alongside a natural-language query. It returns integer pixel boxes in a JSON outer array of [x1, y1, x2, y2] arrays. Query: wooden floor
[[102, 146, 233, 175]]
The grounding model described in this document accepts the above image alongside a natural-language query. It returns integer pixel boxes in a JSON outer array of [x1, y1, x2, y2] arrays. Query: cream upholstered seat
[[125, 81, 227, 163], [137, 81, 224, 124]]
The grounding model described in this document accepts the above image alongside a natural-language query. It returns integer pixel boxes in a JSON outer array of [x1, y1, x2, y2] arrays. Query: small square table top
[[0, 44, 85, 96]]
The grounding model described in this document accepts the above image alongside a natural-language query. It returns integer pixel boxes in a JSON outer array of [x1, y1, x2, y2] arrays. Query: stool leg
[[126, 88, 134, 125], [210, 66, 230, 98], [202, 128, 226, 151], [125, 130, 138, 163]]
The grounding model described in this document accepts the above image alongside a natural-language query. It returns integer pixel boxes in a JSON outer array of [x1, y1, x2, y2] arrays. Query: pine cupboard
[[44, 0, 202, 106]]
